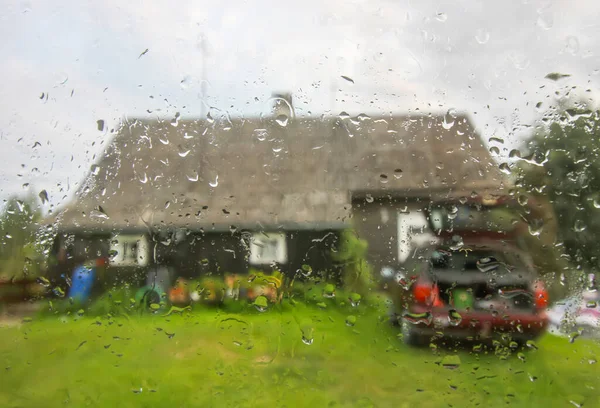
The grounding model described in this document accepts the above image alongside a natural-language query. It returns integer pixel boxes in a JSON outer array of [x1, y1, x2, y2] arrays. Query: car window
[[2, 1, 600, 407]]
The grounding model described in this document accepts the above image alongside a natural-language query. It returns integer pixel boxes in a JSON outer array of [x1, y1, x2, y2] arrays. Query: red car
[[393, 241, 548, 347]]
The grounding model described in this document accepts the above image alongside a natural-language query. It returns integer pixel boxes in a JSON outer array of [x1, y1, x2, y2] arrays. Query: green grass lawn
[[1, 301, 599, 408]]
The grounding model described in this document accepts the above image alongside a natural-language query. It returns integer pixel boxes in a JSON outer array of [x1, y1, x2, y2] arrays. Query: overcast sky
[[1, 0, 599, 209]]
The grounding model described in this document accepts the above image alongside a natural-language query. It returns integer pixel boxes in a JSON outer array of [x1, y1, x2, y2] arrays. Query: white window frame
[[249, 232, 287, 265], [109, 234, 149, 266], [397, 211, 438, 263]]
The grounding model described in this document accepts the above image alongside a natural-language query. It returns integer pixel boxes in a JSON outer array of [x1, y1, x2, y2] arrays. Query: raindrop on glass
[[476, 257, 499, 273], [275, 114, 289, 127], [403, 311, 433, 325], [448, 309, 462, 326], [448, 235, 464, 251], [253, 128, 268, 142], [475, 28, 490, 44], [39, 190, 49, 204], [574, 220, 586, 232], [537, 12, 554, 30]]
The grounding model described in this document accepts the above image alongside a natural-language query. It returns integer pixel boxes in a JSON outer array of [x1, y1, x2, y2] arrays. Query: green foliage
[[0, 195, 47, 279], [331, 229, 374, 296], [516, 105, 600, 278]]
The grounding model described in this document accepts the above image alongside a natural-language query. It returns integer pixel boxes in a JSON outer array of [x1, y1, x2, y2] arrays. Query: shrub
[[331, 229, 374, 296]]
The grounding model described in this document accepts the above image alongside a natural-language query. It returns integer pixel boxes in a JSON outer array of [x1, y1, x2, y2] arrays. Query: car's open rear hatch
[[428, 248, 537, 313]]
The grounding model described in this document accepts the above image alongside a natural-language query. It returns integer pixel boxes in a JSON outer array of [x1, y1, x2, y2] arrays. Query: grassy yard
[[0, 301, 599, 408]]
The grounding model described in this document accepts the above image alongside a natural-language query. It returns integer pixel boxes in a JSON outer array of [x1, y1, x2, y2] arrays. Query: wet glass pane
[[1, 1, 599, 407]]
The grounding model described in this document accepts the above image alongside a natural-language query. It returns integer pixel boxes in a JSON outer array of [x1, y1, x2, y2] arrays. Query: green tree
[[516, 105, 600, 278], [0, 194, 45, 279]]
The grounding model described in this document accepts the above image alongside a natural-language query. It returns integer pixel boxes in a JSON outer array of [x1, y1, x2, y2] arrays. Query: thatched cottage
[[49, 95, 507, 287]]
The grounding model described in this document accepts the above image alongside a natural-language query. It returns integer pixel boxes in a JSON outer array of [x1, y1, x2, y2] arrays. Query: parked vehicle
[[390, 240, 548, 346], [547, 275, 600, 339]]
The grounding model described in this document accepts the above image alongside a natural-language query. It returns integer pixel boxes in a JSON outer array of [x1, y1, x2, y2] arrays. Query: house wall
[[49, 228, 342, 290], [352, 197, 437, 275]]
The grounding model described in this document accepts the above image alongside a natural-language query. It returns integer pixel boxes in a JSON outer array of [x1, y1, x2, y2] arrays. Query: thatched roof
[[54, 112, 507, 232]]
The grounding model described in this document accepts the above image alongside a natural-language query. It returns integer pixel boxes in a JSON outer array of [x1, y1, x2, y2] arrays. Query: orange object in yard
[[169, 278, 190, 304]]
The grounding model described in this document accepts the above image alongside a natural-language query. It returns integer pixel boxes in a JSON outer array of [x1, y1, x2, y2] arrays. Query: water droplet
[[365, 194, 374, 203], [341, 75, 354, 84], [498, 288, 533, 300], [301, 336, 314, 345], [170, 112, 180, 127], [138, 173, 148, 184], [253, 295, 268, 312], [345, 315, 357, 327], [398, 274, 417, 290], [403, 311, 433, 325], [537, 12, 554, 30], [178, 148, 190, 158], [180, 75, 194, 89], [489, 146, 500, 155], [348, 293, 362, 307], [97, 119, 105, 132], [518, 195, 529, 206], [186, 172, 199, 182], [91, 164, 100, 176], [574, 220, 586, 232], [301, 264, 312, 277], [275, 114, 289, 127], [518, 352, 526, 362], [253, 128, 268, 142], [499, 163, 511, 175], [476, 257, 499, 273], [569, 331, 580, 343], [323, 284, 336, 298], [592, 197, 600, 209], [90, 207, 109, 220], [209, 175, 219, 187], [53, 287, 65, 297], [206, 111, 215, 124], [393, 168, 403, 179], [379, 174, 389, 184], [528, 220, 544, 237], [448, 309, 462, 326], [38, 190, 49, 204], [560, 273, 566, 286], [565, 35, 580, 55], [435, 12, 447, 22], [475, 28, 490, 44], [440, 355, 461, 369], [526, 340, 538, 350], [509, 149, 521, 158], [447, 205, 459, 220], [158, 135, 169, 145], [442, 115, 455, 130], [448, 235, 464, 251], [37, 276, 51, 287], [586, 301, 597, 308]]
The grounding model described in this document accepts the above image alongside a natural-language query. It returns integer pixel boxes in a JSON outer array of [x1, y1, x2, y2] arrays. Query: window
[[109, 234, 149, 267], [249, 233, 287, 265]]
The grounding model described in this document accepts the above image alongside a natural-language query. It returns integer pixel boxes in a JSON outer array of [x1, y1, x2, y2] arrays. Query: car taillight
[[413, 281, 443, 307], [533, 280, 549, 309]]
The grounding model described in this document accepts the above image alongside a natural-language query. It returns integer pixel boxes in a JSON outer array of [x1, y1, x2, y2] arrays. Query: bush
[[331, 229, 374, 296]]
